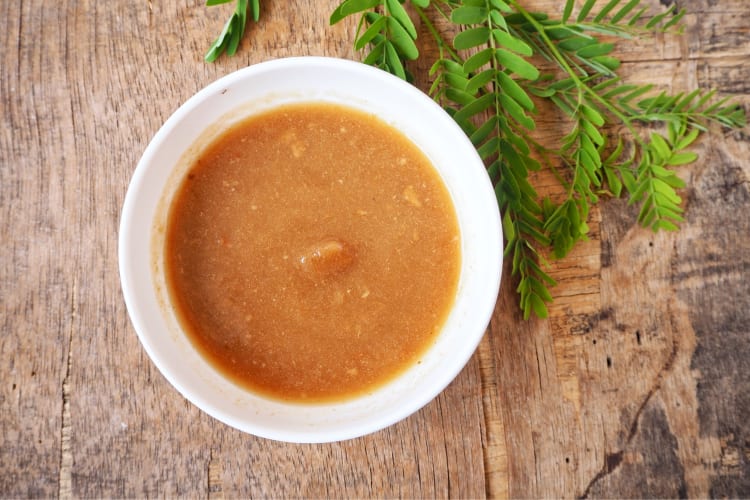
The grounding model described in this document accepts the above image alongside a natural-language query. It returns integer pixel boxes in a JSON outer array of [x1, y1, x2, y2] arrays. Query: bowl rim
[[118, 56, 503, 443]]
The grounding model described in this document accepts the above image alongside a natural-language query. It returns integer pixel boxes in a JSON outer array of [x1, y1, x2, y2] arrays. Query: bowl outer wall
[[118, 57, 503, 443]]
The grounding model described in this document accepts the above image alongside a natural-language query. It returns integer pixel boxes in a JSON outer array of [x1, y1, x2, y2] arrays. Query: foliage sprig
[[204, 0, 260, 62], [330, 0, 429, 80], [330, 0, 745, 319]]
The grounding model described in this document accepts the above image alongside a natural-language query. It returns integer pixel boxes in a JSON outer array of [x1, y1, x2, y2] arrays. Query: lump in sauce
[[296, 238, 356, 280], [164, 102, 460, 403]]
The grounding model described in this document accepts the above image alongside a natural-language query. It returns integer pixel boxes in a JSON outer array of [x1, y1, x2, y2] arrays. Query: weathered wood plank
[[0, 0, 488, 497], [2, 0, 749, 497], [480, 0, 750, 497], [1, 0, 79, 495]]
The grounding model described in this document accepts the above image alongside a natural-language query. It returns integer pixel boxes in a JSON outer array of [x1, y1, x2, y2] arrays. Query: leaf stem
[[414, 4, 462, 62], [507, 0, 642, 142]]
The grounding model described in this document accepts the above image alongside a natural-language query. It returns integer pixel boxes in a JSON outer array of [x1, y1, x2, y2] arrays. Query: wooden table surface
[[2, 0, 749, 497]]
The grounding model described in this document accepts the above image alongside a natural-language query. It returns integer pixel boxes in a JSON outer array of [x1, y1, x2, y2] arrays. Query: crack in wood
[[477, 334, 506, 498], [207, 449, 224, 499], [578, 330, 680, 498], [58, 333, 73, 498], [672, 261, 750, 284], [58, 279, 76, 499]]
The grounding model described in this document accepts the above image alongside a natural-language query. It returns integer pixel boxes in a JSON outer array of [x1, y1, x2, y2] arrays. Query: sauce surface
[[165, 102, 460, 402]]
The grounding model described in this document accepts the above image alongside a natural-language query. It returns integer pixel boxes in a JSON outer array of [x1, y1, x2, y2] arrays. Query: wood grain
[[1, 0, 748, 497], [480, 1, 750, 497]]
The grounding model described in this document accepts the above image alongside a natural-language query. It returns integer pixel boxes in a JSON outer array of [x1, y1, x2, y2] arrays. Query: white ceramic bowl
[[119, 57, 502, 443]]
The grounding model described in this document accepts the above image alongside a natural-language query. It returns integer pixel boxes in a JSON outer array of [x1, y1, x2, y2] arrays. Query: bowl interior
[[119, 57, 502, 443]]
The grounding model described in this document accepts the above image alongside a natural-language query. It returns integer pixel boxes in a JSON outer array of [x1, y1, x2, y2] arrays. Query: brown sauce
[[164, 102, 460, 403]]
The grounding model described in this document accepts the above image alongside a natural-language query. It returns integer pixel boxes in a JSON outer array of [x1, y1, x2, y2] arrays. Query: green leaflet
[[492, 29, 533, 56], [495, 48, 539, 80], [496, 71, 535, 111], [385, 0, 417, 38], [451, 5, 488, 25], [331, 0, 380, 24], [454, 27, 491, 49], [387, 16, 419, 60]]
